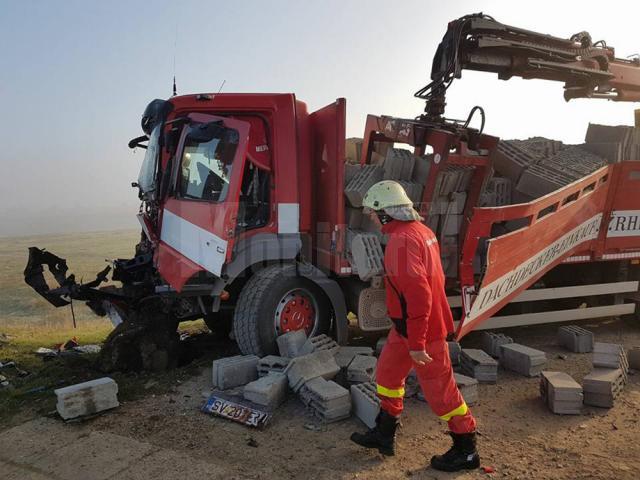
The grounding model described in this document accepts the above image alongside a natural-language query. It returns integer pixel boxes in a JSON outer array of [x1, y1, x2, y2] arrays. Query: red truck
[[25, 14, 640, 370]]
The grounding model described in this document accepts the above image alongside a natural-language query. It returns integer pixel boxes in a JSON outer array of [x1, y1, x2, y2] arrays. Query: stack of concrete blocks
[[460, 349, 498, 383], [299, 334, 340, 357], [499, 344, 547, 377], [628, 347, 640, 370], [55, 377, 119, 420], [383, 148, 416, 181], [299, 377, 351, 423], [350, 382, 380, 428], [584, 123, 640, 163], [448, 341, 461, 366], [276, 330, 308, 358], [334, 346, 375, 369], [350, 233, 384, 281], [557, 325, 594, 353], [481, 332, 514, 358], [493, 140, 539, 184], [417, 373, 478, 406], [582, 368, 625, 408], [258, 355, 290, 377], [540, 371, 583, 415], [286, 350, 340, 393], [243, 373, 288, 409], [347, 354, 377, 384], [592, 342, 629, 383], [212, 355, 259, 389], [344, 164, 384, 207]]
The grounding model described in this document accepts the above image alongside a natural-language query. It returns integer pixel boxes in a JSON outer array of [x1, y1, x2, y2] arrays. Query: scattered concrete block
[[243, 373, 288, 409], [460, 349, 498, 383], [540, 371, 583, 415], [383, 148, 416, 181], [593, 342, 628, 380], [499, 343, 547, 377], [351, 233, 385, 281], [55, 377, 119, 420], [276, 330, 308, 358], [258, 355, 290, 377], [448, 341, 461, 366], [334, 346, 374, 369], [286, 350, 340, 392], [558, 325, 594, 353], [376, 337, 387, 356], [212, 355, 259, 390], [347, 354, 377, 383], [454, 373, 478, 406], [481, 332, 513, 358], [350, 382, 380, 429], [628, 347, 640, 370], [345, 164, 384, 207], [299, 334, 340, 357], [583, 368, 625, 408], [300, 377, 351, 423]]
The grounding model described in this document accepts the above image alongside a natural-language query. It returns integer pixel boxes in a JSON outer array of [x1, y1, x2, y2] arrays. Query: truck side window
[[179, 129, 237, 202], [237, 161, 270, 230]]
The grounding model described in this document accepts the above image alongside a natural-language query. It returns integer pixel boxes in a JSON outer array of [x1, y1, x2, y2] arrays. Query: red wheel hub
[[279, 293, 316, 334]]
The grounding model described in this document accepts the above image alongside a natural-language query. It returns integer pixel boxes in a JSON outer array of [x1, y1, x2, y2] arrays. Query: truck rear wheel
[[233, 264, 331, 356]]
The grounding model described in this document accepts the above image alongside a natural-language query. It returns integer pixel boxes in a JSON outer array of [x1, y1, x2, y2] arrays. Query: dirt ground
[[2, 316, 640, 480]]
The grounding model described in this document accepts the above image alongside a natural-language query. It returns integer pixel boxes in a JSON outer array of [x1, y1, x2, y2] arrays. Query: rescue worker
[[350, 180, 480, 472]]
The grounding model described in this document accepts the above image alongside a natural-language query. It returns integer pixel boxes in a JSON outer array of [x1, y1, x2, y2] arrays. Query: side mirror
[[128, 135, 149, 150]]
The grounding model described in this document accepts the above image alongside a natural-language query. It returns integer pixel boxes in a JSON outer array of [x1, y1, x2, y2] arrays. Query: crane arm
[[419, 13, 640, 120]]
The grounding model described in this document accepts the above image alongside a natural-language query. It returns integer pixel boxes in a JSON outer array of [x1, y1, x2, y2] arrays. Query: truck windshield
[[179, 126, 238, 202], [137, 125, 161, 194]]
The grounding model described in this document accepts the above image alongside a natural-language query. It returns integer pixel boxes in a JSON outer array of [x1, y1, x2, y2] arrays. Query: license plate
[[202, 394, 271, 428]]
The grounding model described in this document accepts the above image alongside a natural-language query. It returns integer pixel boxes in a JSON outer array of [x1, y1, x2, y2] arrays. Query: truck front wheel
[[233, 264, 331, 356]]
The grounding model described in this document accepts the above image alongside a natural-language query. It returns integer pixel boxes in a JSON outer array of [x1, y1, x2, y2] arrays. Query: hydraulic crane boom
[[418, 13, 640, 120]]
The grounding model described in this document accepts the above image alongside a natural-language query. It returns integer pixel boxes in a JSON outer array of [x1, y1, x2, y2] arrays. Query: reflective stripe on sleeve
[[438, 402, 468, 421], [376, 384, 405, 398]]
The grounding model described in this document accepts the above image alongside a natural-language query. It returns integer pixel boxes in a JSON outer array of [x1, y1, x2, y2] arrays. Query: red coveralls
[[376, 219, 476, 434]]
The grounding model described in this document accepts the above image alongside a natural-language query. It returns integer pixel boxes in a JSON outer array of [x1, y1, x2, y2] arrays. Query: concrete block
[[448, 341, 461, 366], [258, 355, 290, 377], [384, 148, 416, 181], [347, 354, 377, 383], [413, 155, 432, 185], [286, 350, 340, 392], [540, 371, 582, 415], [334, 346, 375, 369], [276, 330, 308, 358], [55, 377, 119, 420], [344, 163, 361, 186], [583, 368, 625, 408], [628, 347, 640, 370], [493, 140, 539, 183], [345, 164, 384, 207], [243, 373, 288, 409], [593, 342, 628, 380], [351, 233, 384, 281], [346, 207, 364, 229], [350, 382, 380, 429], [557, 325, 594, 353], [429, 192, 466, 215], [499, 343, 547, 377], [212, 355, 259, 390], [299, 334, 340, 357], [481, 332, 513, 358], [487, 177, 512, 206], [397, 181, 424, 204], [454, 373, 479, 406], [441, 214, 462, 236], [300, 377, 351, 423], [460, 349, 498, 383], [434, 169, 461, 196], [516, 164, 572, 197]]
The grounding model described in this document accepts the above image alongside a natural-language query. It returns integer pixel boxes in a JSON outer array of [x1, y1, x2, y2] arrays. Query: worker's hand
[[409, 350, 433, 366]]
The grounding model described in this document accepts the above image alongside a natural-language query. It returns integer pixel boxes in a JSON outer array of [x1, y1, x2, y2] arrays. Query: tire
[[233, 264, 331, 356]]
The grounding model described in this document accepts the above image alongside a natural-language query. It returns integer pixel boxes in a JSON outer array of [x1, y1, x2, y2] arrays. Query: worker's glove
[[409, 350, 433, 366]]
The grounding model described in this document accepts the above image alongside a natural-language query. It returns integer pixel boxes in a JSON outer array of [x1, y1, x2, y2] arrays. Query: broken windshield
[[137, 124, 161, 194]]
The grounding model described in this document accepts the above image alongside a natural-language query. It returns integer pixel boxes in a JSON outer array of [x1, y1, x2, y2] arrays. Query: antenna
[[173, 75, 177, 97], [172, 21, 178, 96], [216, 80, 226, 95]]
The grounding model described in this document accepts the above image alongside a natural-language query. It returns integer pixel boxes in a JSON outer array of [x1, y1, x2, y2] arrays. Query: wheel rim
[[274, 288, 319, 336]]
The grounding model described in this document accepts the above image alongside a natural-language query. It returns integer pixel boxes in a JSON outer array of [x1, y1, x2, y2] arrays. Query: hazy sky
[[1, 0, 639, 236]]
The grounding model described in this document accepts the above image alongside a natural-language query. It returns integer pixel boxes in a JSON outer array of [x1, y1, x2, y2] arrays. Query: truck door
[[157, 113, 250, 291]]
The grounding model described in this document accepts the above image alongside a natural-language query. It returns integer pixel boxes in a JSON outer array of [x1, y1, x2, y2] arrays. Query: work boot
[[430, 432, 480, 472], [350, 411, 400, 456]]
